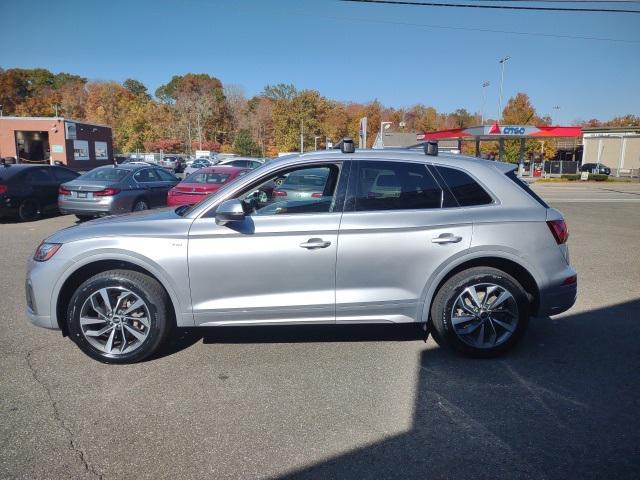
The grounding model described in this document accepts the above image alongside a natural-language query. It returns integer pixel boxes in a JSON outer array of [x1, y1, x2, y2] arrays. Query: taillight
[[311, 192, 323, 198], [58, 186, 71, 196], [168, 188, 178, 196], [273, 190, 287, 197], [94, 188, 120, 197], [547, 219, 569, 244], [0, 184, 7, 194]]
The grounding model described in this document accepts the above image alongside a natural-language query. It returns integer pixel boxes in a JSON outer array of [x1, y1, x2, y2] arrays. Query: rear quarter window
[[434, 166, 493, 207], [505, 170, 549, 208]]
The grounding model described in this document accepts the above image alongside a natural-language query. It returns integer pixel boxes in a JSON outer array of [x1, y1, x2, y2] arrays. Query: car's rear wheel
[[430, 267, 529, 357], [132, 199, 149, 211], [67, 270, 171, 363], [18, 198, 40, 221]]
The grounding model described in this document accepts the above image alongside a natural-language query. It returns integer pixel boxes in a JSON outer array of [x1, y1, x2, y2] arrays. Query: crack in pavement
[[25, 345, 105, 480]]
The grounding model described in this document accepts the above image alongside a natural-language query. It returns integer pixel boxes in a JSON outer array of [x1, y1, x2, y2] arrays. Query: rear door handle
[[299, 238, 332, 249], [431, 233, 462, 244]]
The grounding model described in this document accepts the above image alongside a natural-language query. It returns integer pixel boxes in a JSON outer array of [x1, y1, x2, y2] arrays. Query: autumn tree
[[502, 92, 537, 124]]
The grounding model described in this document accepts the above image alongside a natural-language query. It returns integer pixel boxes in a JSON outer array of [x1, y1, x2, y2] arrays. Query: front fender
[[50, 248, 194, 329]]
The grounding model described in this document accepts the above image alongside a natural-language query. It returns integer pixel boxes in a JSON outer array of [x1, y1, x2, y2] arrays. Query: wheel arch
[[54, 256, 185, 336], [421, 253, 541, 323]]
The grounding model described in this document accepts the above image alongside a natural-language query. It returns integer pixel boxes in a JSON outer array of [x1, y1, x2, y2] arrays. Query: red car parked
[[167, 166, 250, 207]]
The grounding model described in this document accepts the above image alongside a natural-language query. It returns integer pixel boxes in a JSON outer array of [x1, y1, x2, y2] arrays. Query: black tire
[[132, 199, 149, 212], [430, 267, 529, 357], [18, 198, 40, 221], [67, 269, 172, 364], [75, 215, 94, 222]]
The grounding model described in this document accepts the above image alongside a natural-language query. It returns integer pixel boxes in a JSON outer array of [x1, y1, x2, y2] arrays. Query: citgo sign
[[502, 127, 526, 135]]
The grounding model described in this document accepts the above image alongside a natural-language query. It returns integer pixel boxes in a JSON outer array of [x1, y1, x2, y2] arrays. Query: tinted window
[[353, 161, 442, 211], [505, 170, 548, 208], [81, 167, 129, 182], [155, 169, 177, 181], [435, 166, 493, 206], [53, 167, 79, 183], [134, 169, 160, 183], [25, 168, 55, 184]]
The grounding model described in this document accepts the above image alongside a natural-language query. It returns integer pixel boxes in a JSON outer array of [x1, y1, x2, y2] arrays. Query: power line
[[291, 11, 640, 43], [341, 0, 640, 13]]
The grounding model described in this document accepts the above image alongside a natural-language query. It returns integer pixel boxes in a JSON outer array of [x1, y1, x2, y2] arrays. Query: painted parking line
[[543, 198, 640, 203]]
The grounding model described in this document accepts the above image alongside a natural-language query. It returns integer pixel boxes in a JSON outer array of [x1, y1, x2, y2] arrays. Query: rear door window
[[351, 161, 442, 211], [134, 169, 160, 183], [25, 168, 55, 184], [434, 166, 493, 207]]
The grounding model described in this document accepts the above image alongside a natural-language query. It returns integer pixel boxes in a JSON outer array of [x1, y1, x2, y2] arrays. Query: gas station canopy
[[417, 123, 582, 162]]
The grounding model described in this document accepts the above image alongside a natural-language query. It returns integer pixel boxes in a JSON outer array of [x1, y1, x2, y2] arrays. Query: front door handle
[[431, 233, 463, 244], [299, 238, 332, 249]]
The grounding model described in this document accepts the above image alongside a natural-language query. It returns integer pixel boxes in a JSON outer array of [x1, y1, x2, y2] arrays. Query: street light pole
[[481, 81, 490, 125], [552, 105, 561, 125], [300, 119, 304, 153], [498, 56, 510, 120], [314, 136, 321, 151]]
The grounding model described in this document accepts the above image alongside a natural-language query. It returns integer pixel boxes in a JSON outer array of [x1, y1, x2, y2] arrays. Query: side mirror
[[215, 199, 245, 225]]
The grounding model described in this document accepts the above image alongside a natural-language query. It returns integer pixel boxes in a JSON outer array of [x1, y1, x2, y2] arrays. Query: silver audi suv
[[26, 142, 576, 363]]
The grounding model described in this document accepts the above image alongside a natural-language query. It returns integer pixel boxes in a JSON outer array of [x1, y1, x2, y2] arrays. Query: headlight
[[33, 243, 62, 262]]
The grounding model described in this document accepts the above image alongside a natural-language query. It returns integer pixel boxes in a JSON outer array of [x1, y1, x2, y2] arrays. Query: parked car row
[[0, 157, 267, 222]]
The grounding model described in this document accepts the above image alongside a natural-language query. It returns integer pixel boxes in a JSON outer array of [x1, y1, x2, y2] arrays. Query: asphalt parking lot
[[1, 182, 639, 480]]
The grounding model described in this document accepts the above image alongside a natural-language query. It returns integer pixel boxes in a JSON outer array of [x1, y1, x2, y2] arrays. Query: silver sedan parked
[[58, 164, 179, 219], [27, 141, 576, 363]]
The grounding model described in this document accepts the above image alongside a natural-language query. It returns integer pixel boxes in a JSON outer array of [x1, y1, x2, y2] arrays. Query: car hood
[[46, 208, 193, 244]]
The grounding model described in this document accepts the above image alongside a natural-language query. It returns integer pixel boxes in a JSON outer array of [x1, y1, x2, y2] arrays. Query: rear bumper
[[536, 280, 577, 317]]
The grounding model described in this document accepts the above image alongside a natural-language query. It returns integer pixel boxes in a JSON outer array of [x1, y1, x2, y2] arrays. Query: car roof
[[0, 163, 69, 178], [194, 166, 250, 174], [269, 149, 516, 174]]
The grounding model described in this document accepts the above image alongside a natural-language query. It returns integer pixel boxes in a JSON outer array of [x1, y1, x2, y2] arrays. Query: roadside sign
[[580, 171, 589, 181]]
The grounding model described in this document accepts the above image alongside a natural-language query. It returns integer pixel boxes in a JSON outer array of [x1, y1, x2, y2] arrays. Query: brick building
[[0, 116, 114, 170]]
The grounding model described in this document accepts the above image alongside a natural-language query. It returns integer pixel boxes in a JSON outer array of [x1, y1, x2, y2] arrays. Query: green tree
[[233, 129, 261, 156], [123, 78, 150, 99]]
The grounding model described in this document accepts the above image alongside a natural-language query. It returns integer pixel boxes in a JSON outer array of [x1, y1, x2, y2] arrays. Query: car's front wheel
[[67, 270, 171, 363], [430, 267, 529, 357]]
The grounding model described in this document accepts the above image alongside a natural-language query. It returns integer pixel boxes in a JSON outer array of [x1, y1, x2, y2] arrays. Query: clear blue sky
[[1, 0, 639, 123]]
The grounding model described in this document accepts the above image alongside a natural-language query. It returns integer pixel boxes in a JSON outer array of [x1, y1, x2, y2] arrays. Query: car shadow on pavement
[[268, 298, 640, 480], [153, 323, 426, 360]]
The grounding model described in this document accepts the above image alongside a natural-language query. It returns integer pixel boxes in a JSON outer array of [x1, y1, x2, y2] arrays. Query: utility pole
[[300, 119, 304, 153], [498, 56, 510, 120], [481, 81, 490, 125], [314, 135, 321, 151], [53, 104, 59, 117]]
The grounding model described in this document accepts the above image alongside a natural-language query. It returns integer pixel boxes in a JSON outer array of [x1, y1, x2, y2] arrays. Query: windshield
[[184, 171, 232, 184], [79, 167, 129, 182]]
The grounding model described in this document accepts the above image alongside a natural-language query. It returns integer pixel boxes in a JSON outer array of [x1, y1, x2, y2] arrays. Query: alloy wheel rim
[[450, 283, 518, 349], [79, 287, 151, 355], [134, 201, 148, 211]]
